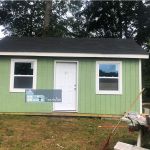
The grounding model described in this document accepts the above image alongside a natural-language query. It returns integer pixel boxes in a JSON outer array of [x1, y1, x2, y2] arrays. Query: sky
[[0, 26, 5, 39], [100, 64, 118, 73]]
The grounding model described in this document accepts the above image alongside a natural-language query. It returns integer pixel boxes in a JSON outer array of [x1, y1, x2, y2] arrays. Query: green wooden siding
[[0, 57, 140, 114], [0, 57, 53, 112], [78, 58, 140, 114]]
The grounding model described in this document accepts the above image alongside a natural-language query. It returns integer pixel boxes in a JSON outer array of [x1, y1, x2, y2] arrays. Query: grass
[[0, 115, 148, 150]]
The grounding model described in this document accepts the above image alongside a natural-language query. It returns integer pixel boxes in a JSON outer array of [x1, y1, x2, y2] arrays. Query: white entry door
[[53, 62, 77, 111]]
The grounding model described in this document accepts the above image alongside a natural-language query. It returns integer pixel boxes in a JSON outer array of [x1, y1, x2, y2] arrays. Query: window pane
[[99, 64, 118, 77], [99, 78, 118, 90], [14, 77, 33, 88], [15, 63, 33, 75]]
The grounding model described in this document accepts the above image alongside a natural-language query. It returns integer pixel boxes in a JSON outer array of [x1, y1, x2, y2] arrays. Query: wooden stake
[[98, 125, 127, 128]]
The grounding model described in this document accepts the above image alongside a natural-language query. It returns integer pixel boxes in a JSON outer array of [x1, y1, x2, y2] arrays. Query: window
[[96, 61, 122, 94], [10, 59, 37, 92]]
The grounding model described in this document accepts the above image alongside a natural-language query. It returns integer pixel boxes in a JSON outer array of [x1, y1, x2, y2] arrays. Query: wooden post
[[137, 129, 142, 147]]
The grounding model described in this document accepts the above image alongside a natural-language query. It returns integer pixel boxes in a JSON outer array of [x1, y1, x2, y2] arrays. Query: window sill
[[96, 90, 122, 95], [10, 89, 25, 93], [9, 88, 34, 93]]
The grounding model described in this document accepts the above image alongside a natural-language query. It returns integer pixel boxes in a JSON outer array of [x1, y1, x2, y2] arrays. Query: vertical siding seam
[[92, 61, 95, 113], [89, 61, 92, 113], [133, 61, 135, 111], [129, 60, 132, 112], [134, 61, 137, 111]]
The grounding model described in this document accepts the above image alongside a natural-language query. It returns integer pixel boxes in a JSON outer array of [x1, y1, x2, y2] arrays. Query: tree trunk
[[43, 1, 52, 37], [117, 2, 122, 38]]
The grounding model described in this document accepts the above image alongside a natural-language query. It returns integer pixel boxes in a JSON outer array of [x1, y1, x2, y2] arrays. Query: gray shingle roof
[[0, 37, 148, 56]]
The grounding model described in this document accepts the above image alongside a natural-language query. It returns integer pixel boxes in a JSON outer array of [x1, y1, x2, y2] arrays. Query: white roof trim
[[0, 52, 148, 59]]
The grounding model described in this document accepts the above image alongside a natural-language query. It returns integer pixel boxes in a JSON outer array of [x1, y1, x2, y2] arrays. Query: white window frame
[[10, 59, 37, 92], [96, 61, 122, 95]]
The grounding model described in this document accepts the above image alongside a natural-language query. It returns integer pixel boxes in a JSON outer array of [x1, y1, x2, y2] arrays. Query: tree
[[134, 1, 149, 45], [78, 0, 150, 45], [0, 1, 45, 36], [0, 0, 83, 37]]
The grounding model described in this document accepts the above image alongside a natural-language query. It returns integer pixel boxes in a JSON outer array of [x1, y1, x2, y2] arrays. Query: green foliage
[[0, 1, 44, 36], [80, 1, 150, 44], [0, 0, 83, 37], [0, 1, 149, 41]]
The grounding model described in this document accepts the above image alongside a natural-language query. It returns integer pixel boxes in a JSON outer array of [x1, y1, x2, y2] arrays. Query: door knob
[[74, 84, 76, 90]]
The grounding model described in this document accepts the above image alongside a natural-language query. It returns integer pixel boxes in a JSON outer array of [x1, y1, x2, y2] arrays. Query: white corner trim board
[[0, 52, 148, 59], [139, 59, 142, 114]]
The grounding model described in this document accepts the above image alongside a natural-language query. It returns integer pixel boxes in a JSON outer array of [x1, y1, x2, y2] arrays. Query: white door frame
[[53, 60, 79, 112]]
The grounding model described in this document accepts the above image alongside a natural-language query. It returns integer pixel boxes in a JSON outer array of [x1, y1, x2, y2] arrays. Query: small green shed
[[0, 37, 148, 115]]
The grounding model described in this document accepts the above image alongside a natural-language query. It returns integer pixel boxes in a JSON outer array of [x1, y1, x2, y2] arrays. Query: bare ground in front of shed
[[0, 115, 146, 150]]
